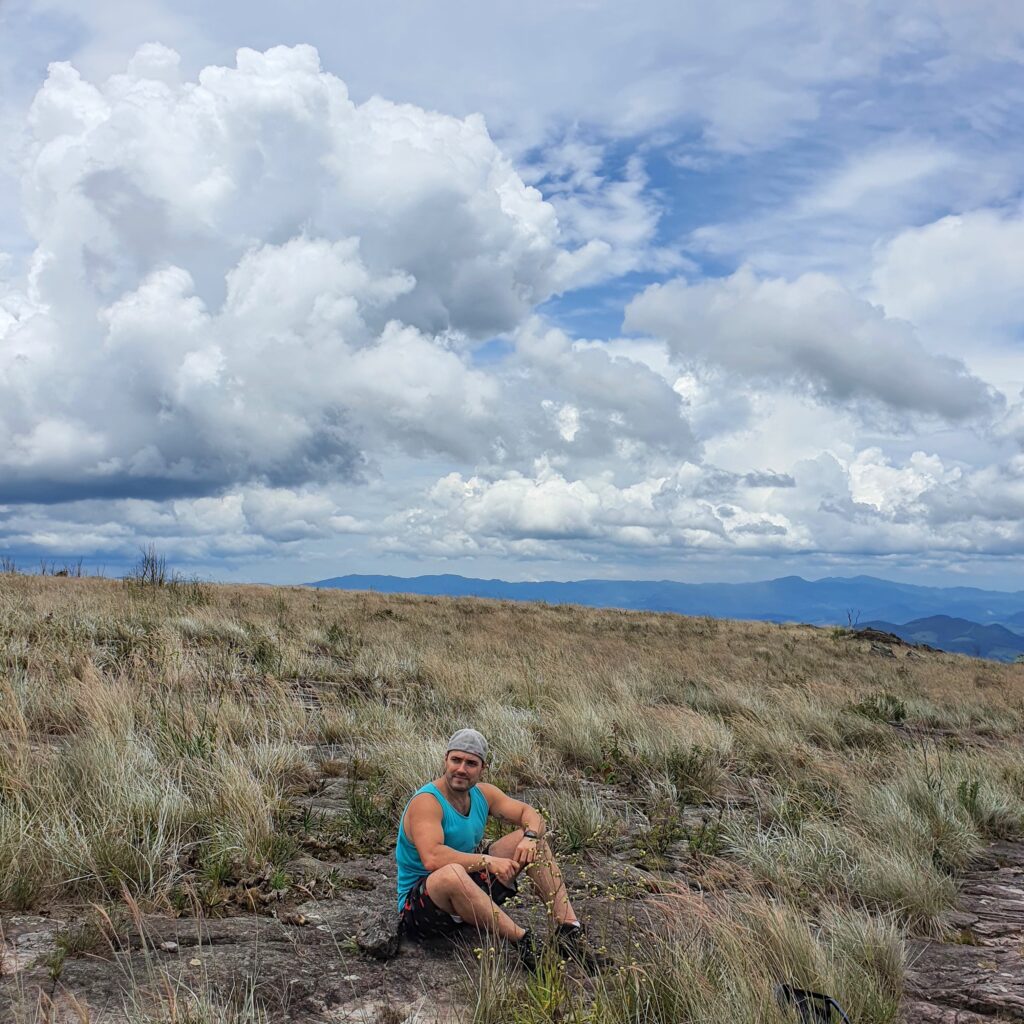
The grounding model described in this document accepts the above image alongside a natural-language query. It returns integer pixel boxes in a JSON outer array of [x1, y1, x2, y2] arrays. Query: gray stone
[[355, 907, 401, 960]]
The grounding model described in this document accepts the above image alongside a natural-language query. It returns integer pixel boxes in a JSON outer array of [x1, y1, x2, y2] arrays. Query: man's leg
[[424, 863, 526, 940], [486, 830, 611, 972], [485, 830, 577, 926]]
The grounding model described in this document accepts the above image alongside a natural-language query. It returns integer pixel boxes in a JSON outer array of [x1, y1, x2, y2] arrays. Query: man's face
[[444, 750, 485, 792]]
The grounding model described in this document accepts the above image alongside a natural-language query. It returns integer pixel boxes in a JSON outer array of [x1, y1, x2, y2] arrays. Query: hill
[[1, 575, 1022, 1023], [308, 572, 1024, 627], [862, 615, 1024, 662]]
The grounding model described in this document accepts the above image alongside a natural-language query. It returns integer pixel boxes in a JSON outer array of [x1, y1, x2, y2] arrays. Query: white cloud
[[871, 207, 1024, 364], [2, 13, 1024, 584], [847, 448, 961, 514], [624, 267, 998, 420], [22, 45, 572, 335], [525, 143, 684, 283], [393, 460, 805, 560], [799, 143, 958, 216], [511, 318, 697, 467], [0, 45, 587, 501]]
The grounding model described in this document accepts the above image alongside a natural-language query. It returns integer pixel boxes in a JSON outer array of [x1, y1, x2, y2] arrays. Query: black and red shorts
[[399, 869, 518, 938]]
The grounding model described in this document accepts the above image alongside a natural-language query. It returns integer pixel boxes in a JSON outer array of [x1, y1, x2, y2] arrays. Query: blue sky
[[1, 1, 1023, 587]]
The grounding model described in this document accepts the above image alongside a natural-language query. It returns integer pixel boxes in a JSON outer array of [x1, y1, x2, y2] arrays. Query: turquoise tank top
[[395, 782, 488, 911]]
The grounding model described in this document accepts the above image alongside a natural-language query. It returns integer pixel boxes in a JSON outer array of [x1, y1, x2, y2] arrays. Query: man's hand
[[513, 836, 539, 867], [484, 854, 520, 886]]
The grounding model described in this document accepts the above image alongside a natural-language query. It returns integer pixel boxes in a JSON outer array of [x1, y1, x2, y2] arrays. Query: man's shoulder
[[475, 782, 506, 807], [407, 786, 442, 811]]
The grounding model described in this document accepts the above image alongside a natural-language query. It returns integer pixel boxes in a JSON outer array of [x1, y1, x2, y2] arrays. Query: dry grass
[[1, 574, 1022, 1021]]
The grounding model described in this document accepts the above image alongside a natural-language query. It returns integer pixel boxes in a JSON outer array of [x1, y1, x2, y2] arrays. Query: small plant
[[687, 808, 726, 857], [45, 945, 66, 981], [200, 852, 235, 887], [44, 920, 106, 981], [10, 874, 37, 911], [665, 744, 723, 803], [262, 830, 299, 867], [246, 626, 282, 675], [344, 778, 393, 851], [157, 691, 219, 761], [956, 777, 981, 819], [849, 692, 907, 724], [544, 788, 618, 854], [171, 574, 212, 608], [635, 797, 685, 867]]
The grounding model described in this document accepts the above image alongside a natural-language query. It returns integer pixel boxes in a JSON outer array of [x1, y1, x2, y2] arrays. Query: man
[[395, 728, 605, 970]]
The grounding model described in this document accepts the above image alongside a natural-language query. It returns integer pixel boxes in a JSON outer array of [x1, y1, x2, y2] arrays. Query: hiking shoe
[[512, 928, 539, 971], [555, 922, 612, 972]]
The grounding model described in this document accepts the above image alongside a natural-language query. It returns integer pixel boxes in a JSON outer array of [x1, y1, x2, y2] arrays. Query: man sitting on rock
[[395, 728, 605, 970]]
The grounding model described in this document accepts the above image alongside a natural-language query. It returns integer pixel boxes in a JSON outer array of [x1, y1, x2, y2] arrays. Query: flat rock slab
[[2, 906, 471, 1023], [0, 844, 609, 1023], [904, 840, 1024, 1022]]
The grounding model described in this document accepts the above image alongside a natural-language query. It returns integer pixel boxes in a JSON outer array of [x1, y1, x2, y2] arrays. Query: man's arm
[[403, 793, 518, 882], [478, 783, 547, 867], [478, 783, 546, 836]]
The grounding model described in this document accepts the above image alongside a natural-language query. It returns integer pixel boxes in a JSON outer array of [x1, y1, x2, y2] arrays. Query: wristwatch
[[523, 829, 540, 840]]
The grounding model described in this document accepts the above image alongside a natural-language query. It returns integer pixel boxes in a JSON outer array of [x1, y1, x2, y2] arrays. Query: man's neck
[[435, 776, 470, 812]]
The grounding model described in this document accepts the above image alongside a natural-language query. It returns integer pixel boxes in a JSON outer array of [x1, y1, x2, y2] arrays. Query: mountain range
[[861, 616, 1024, 662], [306, 573, 1024, 661]]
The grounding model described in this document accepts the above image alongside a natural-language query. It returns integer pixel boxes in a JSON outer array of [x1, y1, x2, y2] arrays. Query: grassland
[[1, 572, 1022, 1022]]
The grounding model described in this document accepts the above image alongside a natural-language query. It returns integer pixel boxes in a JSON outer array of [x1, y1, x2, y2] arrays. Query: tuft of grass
[[848, 692, 908, 724], [540, 787, 624, 854], [468, 891, 904, 1024], [343, 778, 394, 852]]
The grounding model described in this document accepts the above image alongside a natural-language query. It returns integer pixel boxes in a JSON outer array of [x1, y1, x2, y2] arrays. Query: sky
[[1, 1, 1023, 588]]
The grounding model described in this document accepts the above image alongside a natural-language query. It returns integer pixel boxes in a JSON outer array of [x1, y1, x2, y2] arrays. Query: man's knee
[[428, 862, 471, 894], [529, 837, 554, 861]]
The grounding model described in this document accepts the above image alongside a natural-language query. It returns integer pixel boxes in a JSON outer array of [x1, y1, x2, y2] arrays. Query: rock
[[0, 915, 65, 975], [355, 908, 401, 960], [901, 999, 991, 1023], [286, 856, 338, 880], [903, 838, 1024, 1022], [854, 627, 907, 646]]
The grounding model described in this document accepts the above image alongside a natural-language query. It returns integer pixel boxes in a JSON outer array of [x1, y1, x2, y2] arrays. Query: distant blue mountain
[[1002, 609, 1024, 634], [861, 616, 1024, 662], [306, 572, 1024, 635]]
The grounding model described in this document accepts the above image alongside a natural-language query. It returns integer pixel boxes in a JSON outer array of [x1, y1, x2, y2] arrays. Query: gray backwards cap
[[446, 728, 488, 763]]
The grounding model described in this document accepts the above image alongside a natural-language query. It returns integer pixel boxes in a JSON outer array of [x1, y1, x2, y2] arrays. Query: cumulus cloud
[[624, 267, 998, 420], [389, 459, 805, 560], [0, 44, 596, 502], [872, 207, 1024, 360], [1, 233, 502, 501], [383, 443, 1024, 565], [511, 318, 697, 468], [23, 44, 576, 332]]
